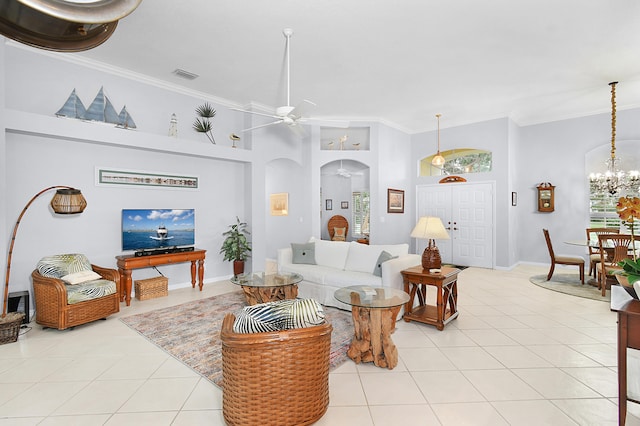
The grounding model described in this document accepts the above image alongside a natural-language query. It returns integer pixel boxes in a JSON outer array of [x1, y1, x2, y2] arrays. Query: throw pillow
[[233, 298, 325, 333], [61, 270, 102, 285], [332, 227, 346, 241], [373, 250, 397, 277], [37, 253, 93, 278], [291, 242, 316, 264]]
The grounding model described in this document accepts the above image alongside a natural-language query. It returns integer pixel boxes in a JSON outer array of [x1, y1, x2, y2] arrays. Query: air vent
[[172, 69, 199, 80]]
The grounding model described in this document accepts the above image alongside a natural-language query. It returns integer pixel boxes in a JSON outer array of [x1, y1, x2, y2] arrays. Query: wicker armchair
[[32, 264, 120, 330], [220, 313, 332, 426]]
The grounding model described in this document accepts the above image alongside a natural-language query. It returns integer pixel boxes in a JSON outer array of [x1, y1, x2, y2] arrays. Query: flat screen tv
[[122, 209, 195, 252]]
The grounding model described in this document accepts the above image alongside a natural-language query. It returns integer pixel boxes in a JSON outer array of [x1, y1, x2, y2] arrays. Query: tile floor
[[1, 264, 639, 425]]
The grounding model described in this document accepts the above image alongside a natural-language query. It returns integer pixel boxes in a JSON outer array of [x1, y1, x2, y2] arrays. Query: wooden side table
[[116, 249, 206, 306], [401, 266, 460, 330], [611, 285, 640, 426]]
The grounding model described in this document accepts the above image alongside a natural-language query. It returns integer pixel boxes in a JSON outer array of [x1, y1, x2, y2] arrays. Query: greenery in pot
[[220, 217, 252, 262]]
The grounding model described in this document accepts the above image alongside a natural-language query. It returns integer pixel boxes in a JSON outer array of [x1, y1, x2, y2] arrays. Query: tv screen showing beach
[[122, 209, 195, 251]]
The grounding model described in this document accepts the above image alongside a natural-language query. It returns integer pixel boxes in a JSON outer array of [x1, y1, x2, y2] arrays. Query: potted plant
[[220, 217, 251, 276], [614, 196, 640, 295]]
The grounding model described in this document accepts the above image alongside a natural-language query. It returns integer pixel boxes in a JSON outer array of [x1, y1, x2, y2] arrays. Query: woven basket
[[134, 277, 168, 301], [0, 312, 24, 345], [220, 313, 332, 426]]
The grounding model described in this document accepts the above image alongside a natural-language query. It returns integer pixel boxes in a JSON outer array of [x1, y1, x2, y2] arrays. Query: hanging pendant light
[[431, 114, 446, 167], [588, 82, 640, 196]]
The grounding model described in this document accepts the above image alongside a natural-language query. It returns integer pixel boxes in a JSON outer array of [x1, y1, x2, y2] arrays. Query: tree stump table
[[231, 272, 303, 305], [334, 286, 410, 369]]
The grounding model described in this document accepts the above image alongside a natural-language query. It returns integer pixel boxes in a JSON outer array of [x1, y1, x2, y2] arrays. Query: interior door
[[416, 182, 494, 268]]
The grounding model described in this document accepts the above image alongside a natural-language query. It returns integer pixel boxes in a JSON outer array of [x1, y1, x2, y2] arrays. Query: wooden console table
[[611, 285, 640, 426], [401, 266, 460, 330], [116, 249, 206, 306]]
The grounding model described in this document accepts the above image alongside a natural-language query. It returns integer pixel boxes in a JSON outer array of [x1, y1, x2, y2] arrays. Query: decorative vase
[[233, 260, 245, 276], [616, 274, 637, 299]]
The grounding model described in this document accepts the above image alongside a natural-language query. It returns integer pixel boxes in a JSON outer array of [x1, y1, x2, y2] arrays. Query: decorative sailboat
[[117, 105, 137, 129], [82, 86, 120, 124], [55, 88, 86, 119]]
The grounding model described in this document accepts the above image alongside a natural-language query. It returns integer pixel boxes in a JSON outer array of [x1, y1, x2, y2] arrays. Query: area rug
[[120, 291, 353, 388], [529, 274, 610, 302]]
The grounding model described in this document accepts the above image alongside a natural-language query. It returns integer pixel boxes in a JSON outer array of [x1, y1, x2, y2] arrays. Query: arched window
[[419, 149, 492, 177]]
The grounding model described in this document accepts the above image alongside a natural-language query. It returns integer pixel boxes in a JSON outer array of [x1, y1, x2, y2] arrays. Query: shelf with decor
[[2, 109, 253, 164]]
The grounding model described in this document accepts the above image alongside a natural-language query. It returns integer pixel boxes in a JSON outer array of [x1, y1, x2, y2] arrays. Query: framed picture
[[387, 188, 404, 213], [511, 191, 518, 207], [341, 201, 349, 209], [270, 193, 289, 216], [96, 168, 198, 189], [326, 199, 333, 210]]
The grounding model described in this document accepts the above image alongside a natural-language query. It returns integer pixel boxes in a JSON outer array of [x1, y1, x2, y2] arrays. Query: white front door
[[416, 182, 494, 268]]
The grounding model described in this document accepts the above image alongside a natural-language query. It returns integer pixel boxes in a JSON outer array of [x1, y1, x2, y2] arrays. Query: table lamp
[[410, 216, 450, 270]]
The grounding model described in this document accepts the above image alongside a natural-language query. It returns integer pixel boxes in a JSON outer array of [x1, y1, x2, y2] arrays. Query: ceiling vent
[[0, 0, 142, 52], [172, 69, 199, 80]]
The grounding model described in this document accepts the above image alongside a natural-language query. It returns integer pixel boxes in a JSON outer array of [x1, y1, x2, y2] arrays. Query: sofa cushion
[[291, 242, 316, 264], [373, 251, 397, 277], [233, 298, 325, 333], [310, 237, 350, 270], [323, 269, 382, 288], [344, 242, 385, 273]]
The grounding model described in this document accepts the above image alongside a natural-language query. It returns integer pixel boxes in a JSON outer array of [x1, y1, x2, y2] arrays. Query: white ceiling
[[76, 0, 640, 133]]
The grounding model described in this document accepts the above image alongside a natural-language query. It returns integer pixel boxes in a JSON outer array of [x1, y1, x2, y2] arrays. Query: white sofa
[[277, 237, 421, 310]]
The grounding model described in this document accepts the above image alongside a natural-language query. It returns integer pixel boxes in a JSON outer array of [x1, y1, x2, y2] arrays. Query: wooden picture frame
[[341, 201, 349, 209], [387, 188, 404, 213], [326, 199, 333, 210], [270, 193, 289, 216]]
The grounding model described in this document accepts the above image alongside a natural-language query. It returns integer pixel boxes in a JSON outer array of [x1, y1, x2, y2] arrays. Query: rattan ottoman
[[220, 313, 332, 426]]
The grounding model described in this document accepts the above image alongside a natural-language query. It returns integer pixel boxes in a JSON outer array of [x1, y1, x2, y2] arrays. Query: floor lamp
[[2, 186, 87, 323]]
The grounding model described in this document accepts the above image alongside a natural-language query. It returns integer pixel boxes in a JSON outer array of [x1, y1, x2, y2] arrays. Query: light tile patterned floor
[[1, 264, 639, 425]]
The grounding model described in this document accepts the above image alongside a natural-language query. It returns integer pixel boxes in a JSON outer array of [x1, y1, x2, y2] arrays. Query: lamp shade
[[410, 216, 450, 240], [50, 188, 87, 214]]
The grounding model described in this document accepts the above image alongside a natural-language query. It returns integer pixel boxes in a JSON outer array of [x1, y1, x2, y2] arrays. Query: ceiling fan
[[322, 160, 364, 178], [232, 28, 347, 134]]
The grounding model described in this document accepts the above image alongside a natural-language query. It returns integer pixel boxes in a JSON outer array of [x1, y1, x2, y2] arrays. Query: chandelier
[[589, 82, 640, 196]]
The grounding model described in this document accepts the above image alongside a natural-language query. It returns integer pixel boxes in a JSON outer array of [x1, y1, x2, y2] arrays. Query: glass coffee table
[[231, 272, 303, 305], [334, 285, 410, 369]]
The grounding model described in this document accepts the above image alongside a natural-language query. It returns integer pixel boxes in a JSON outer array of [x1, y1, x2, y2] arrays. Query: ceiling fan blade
[[241, 119, 284, 132], [287, 122, 307, 137], [289, 99, 316, 120], [231, 107, 280, 120]]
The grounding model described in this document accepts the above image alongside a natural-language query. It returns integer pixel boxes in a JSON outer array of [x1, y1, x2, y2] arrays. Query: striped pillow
[[233, 298, 325, 333]]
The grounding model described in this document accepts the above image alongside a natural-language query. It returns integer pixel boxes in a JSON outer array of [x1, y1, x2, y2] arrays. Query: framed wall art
[[387, 188, 404, 213], [326, 199, 333, 210], [270, 193, 289, 216], [96, 168, 198, 189], [341, 201, 349, 209]]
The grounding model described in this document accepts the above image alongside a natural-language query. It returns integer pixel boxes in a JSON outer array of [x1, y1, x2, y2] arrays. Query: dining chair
[[543, 229, 585, 284], [586, 227, 620, 279], [597, 234, 640, 297]]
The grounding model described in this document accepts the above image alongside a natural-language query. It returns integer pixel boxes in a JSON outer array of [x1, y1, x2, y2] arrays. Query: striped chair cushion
[[233, 298, 325, 333], [37, 254, 92, 278], [37, 254, 117, 304]]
